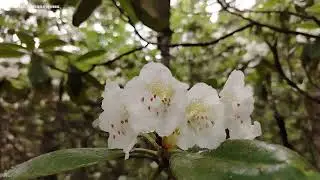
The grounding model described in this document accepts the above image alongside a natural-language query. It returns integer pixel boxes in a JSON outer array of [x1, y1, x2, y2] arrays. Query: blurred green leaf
[[306, 3, 320, 14], [39, 38, 67, 50], [76, 49, 106, 62], [17, 32, 35, 50], [4, 148, 123, 179], [0, 42, 27, 51], [84, 73, 104, 90], [0, 49, 26, 58], [28, 54, 51, 87], [44, 50, 74, 57], [132, 0, 170, 32], [170, 140, 320, 180], [72, 0, 102, 27], [118, 0, 139, 23], [67, 65, 85, 103]]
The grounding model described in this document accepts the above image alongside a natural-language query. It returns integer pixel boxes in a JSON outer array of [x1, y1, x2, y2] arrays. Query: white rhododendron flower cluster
[[93, 62, 261, 158]]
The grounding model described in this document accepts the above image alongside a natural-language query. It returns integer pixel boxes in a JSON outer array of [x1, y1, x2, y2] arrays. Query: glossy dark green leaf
[[76, 49, 106, 62], [17, 32, 35, 50], [170, 140, 320, 180], [131, 0, 170, 32], [39, 38, 67, 50], [72, 0, 102, 27], [4, 148, 123, 179]]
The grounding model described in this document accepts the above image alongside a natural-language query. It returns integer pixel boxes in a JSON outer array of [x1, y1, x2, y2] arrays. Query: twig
[[266, 40, 320, 104], [233, 9, 320, 26], [273, 106, 294, 149], [169, 23, 254, 47], [111, 0, 253, 48], [217, 0, 320, 39], [48, 44, 149, 75]]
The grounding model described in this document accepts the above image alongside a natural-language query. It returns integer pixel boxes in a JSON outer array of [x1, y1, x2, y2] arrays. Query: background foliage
[[0, 0, 320, 179]]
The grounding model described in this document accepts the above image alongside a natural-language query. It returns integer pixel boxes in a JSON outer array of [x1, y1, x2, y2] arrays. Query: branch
[[48, 44, 149, 75], [273, 106, 294, 149], [266, 40, 320, 104], [111, 0, 253, 48], [110, 0, 157, 44], [233, 9, 320, 26], [169, 23, 254, 47], [218, 0, 320, 39]]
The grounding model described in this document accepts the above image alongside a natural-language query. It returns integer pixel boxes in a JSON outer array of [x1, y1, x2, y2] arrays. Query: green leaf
[[0, 43, 27, 51], [131, 0, 170, 32], [28, 54, 51, 87], [16, 32, 35, 50], [118, 0, 139, 23], [4, 148, 123, 179], [170, 140, 320, 180], [0, 49, 26, 58], [44, 50, 74, 57], [72, 0, 102, 27], [67, 65, 83, 98], [306, 3, 320, 14], [76, 49, 106, 62], [39, 38, 67, 50]]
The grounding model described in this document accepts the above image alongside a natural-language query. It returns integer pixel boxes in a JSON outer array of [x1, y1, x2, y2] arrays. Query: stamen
[[141, 97, 144, 102], [113, 135, 115, 139], [111, 124, 114, 128], [118, 131, 120, 135], [121, 121, 124, 124], [125, 119, 128, 123], [148, 106, 151, 111]]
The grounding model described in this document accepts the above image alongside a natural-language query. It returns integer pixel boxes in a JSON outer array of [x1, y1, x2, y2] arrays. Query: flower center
[[186, 101, 215, 132], [140, 81, 174, 117]]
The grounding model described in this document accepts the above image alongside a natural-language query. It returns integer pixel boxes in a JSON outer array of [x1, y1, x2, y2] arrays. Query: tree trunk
[[157, 29, 172, 68]]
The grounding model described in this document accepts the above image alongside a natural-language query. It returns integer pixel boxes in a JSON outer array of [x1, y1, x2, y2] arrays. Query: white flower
[[93, 82, 138, 159], [176, 83, 226, 150], [219, 70, 261, 139], [123, 62, 189, 137]]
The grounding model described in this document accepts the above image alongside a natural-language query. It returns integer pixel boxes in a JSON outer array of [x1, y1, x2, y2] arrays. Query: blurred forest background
[[0, 0, 320, 179]]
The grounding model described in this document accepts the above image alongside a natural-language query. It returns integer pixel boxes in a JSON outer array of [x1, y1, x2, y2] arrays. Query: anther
[[148, 106, 151, 111], [141, 97, 144, 102]]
